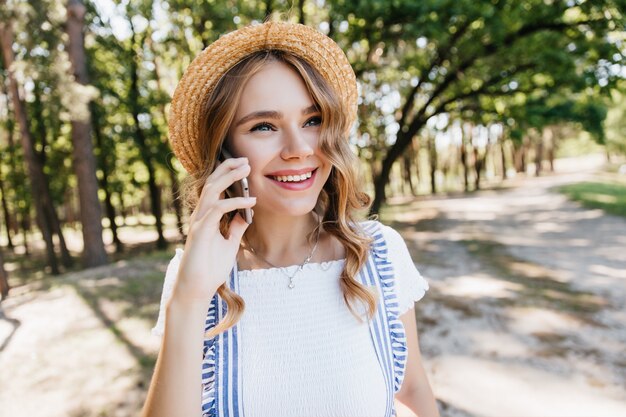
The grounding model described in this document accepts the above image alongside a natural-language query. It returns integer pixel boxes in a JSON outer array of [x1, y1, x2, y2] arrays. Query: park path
[[393, 155, 626, 417], [0, 154, 624, 417]]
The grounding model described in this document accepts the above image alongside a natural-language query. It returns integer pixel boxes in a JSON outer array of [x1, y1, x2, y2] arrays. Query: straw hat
[[168, 21, 358, 174]]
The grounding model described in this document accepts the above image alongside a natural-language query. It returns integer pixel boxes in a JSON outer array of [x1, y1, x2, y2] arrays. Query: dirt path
[[1, 155, 624, 417], [391, 156, 626, 417]]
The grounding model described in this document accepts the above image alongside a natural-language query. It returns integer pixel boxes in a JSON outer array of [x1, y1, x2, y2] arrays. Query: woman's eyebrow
[[234, 105, 320, 127], [234, 110, 282, 127], [302, 104, 319, 115]]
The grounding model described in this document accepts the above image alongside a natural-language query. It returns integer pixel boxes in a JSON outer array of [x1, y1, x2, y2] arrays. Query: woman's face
[[226, 61, 332, 217]]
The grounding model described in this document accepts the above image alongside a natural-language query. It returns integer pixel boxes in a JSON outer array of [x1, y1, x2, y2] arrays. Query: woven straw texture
[[168, 21, 358, 174]]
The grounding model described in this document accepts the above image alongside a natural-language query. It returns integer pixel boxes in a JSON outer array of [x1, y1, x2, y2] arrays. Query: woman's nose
[[280, 125, 315, 160]]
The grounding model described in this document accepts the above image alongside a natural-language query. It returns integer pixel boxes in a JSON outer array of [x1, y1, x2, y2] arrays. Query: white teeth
[[271, 171, 314, 182]]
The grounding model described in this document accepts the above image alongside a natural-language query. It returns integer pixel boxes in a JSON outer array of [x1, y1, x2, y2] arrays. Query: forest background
[[0, 0, 624, 279], [0, 1, 625, 415]]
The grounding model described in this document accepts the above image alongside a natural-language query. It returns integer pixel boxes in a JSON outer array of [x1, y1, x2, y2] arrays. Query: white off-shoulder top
[[152, 223, 429, 417]]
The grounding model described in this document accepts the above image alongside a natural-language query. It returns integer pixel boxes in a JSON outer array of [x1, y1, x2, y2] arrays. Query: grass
[[558, 180, 626, 218]]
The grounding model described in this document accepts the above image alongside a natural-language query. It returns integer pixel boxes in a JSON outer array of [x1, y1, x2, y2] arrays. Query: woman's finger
[[204, 163, 251, 200], [194, 159, 250, 220], [204, 196, 257, 224], [196, 157, 247, 201]]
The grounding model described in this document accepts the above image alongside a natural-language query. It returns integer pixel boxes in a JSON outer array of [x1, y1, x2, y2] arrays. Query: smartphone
[[219, 148, 253, 224]]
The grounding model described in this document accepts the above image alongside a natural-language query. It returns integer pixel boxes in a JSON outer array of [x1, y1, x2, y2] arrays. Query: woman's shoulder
[[354, 219, 404, 247]]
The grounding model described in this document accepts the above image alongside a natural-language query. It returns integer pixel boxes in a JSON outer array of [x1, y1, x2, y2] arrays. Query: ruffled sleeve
[[379, 224, 429, 316], [151, 248, 184, 337]]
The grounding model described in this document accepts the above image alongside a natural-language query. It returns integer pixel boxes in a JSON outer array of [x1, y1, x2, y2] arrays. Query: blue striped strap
[[360, 220, 409, 417]]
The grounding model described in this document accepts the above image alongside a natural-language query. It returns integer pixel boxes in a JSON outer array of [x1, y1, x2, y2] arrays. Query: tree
[[0, 248, 8, 299], [0, 1, 61, 274], [327, 0, 624, 213], [603, 88, 626, 157], [66, 0, 108, 267]]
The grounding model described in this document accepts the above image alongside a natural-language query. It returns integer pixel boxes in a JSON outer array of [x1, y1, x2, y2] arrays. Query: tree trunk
[[0, 249, 9, 300], [298, 0, 305, 25], [511, 143, 520, 173], [45, 201, 73, 267], [265, 0, 273, 19], [535, 131, 545, 177], [66, 0, 108, 267], [0, 13, 59, 274], [0, 74, 17, 248], [513, 139, 528, 173], [92, 104, 123, 253], [0, 173, 15, 250], [427, 134, 437, 194], [150, 40, 185, 241], [32, 82, 73, 267], [0, 173, 14, 250], [20, 211, 30, 256], [546, 126, 556, 172], [327, 13, 335, 39], [500, 137, 508, 180], [460, 127, 469, 192], [474, 145, 488, 191], [548, 147, 555, 172], [129, 29, 166, 249], [402, 142, 417, 196], [370, 118, 427, 214]]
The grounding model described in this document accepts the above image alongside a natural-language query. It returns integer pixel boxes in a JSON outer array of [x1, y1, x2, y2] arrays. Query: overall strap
[[200, 221, 408, 417], [359, 221, 409, 417], [201, 266, 245, 417]]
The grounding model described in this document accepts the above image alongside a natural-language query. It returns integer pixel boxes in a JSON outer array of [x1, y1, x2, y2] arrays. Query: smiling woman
[[226, 57, 332, 216], [141, 21, 439, 417]]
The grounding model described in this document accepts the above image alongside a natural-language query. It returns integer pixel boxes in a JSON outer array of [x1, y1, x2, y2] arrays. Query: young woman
[[142, 21, 439, 417]]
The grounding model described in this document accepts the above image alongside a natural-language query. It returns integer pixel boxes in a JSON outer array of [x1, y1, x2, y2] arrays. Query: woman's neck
[[241, 210, 320, 268]]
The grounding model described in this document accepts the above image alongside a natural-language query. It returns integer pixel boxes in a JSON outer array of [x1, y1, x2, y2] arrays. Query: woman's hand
[[172, 157, 256, 305]]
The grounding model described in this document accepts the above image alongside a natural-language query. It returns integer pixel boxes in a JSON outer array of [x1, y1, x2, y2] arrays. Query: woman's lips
[[266, 168, 318, 191]]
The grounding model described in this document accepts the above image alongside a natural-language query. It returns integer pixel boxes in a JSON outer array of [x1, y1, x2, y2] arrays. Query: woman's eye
[[304, 116, 322, 127], [250, 122, 274, 132]]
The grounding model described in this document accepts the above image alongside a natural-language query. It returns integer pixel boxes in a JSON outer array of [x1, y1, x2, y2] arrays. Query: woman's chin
[[255, 199, 320, 218]]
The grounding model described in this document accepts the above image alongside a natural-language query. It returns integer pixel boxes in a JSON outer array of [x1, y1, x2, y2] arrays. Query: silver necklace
[[247, 221, 321, 289]]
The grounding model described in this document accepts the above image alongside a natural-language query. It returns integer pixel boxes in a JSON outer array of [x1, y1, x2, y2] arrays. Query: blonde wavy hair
[[178, 50, 377, 338]]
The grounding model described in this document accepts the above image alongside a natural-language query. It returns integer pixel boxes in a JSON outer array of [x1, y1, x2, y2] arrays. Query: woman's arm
[[394, 306, 440, 417], [141, 157, 254, 417], [140, 293, 212, 417]]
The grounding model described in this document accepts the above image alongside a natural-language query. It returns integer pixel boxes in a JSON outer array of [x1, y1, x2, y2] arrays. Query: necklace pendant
[[288, 282, 295, 289]]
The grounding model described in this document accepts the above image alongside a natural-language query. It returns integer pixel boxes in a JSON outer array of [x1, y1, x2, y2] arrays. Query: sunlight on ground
[[431, 355, 626, 417], [532, 221, 568, 233], [438, 274, 523, 299], [0, 286, 146, 417], [506, 306, 585, 334], [589, 264, 626, 279], [470, 330, 532, 357]]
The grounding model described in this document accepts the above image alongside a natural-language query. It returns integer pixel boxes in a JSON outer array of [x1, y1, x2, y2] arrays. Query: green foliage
[[506, 95, 609, 144], [0, 0, 624, 228]]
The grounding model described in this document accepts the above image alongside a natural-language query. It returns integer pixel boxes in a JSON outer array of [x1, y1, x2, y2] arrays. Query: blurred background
[[0, 1, 625, 416]]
